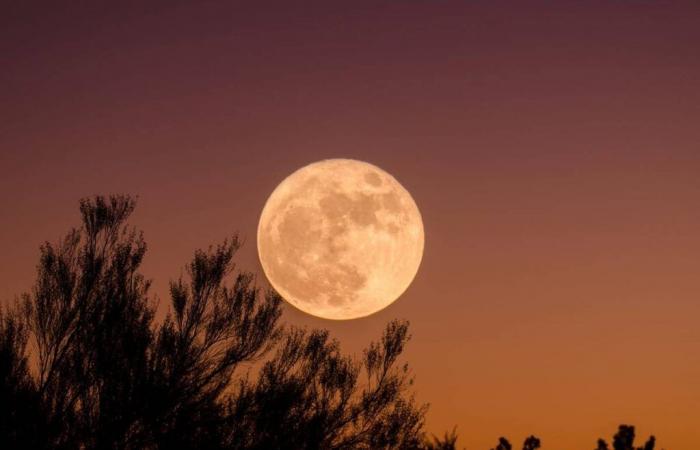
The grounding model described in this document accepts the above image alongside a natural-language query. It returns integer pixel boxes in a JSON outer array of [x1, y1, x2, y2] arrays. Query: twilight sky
[[2, 2, 699, 448]]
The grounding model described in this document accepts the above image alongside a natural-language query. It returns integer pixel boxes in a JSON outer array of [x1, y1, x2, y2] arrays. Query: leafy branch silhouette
[[0, 196, 661, 450], [1, 195, 423, 449]]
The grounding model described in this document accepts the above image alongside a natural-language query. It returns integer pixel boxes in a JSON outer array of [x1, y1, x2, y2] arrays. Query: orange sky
[[2, 2, 699, 448]]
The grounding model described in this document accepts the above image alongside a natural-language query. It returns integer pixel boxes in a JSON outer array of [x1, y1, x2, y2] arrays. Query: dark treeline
[[1, 196, 658, 449]]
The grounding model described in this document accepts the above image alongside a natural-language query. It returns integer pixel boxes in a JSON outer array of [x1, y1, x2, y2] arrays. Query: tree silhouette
[[522, 435, 541, 450], [1, 195, 426, 449], [423, 428, 459, 450], [20, 195, 163, 448], [0, 307, 44, 448], [596, 425, 656, 450], [491, 437, 512, 450], [0, 196, 668, 449], [488, 435, 543, 450], [222, 320, 425, 449]]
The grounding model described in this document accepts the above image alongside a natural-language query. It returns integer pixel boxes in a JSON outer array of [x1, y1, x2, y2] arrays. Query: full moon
[[257, 159, 424, 320]]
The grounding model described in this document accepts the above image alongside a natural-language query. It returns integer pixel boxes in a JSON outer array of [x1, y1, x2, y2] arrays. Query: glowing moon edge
[[257, 159, 424, 320]]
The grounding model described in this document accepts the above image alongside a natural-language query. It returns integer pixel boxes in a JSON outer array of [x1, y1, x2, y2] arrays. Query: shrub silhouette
[[596, 425, 656, 450], [522, 436, 541, 450], [491, 437, 512, 450], [1, 195, 424, 449], [422, 428, 459, 450], [485, 435, 541, 450], [0, 195, 666, 449]]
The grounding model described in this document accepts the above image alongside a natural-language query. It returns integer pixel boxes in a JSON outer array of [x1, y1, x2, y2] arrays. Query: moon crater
[[257, 159, 424, 320]]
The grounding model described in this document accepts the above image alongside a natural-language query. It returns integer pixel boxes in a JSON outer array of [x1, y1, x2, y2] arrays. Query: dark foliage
[[491, 437, 512, 450], [0, 196, 666, 450], [423, 428, 459, 450], [223, 321, 425, 449], [0, 195, 425, 449], [597, 425, 656, 450], [522, 435, 541, 450], [0, 307, 44, 448]]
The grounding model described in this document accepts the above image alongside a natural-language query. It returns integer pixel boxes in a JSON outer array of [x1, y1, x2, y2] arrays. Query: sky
[[2, 1, 699, 448]]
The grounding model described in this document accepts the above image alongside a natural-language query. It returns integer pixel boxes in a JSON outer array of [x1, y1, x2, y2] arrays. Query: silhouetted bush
[[422, 428, 458, 450], [1, 195, 425, 449], [596, 424, 655, 450], [522, 435, 541, 450], [0, 196, 665, 449]]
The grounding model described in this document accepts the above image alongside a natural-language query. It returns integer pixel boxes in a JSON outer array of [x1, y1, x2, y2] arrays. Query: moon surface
[[257, 159, 424, 320]]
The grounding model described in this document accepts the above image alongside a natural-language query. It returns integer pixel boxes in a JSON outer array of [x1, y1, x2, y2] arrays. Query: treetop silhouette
[[1, 195, 426, 449], [0, 195, 662, 449]]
